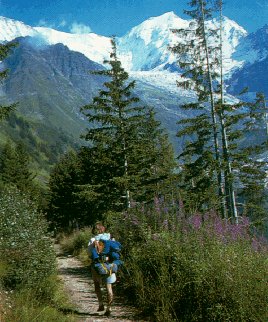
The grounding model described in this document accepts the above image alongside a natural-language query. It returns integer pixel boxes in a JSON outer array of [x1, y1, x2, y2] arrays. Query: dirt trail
[[56, 244, 145, 322]]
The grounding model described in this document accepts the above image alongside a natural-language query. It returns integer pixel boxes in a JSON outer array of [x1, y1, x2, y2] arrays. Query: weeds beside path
[[55, 243, 144, 322]]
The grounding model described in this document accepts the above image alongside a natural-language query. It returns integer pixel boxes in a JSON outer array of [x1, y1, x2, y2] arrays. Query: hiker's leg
[[105, 283, 113, 315], [91, 267, 104, 310], [94, 280, 104, 310]]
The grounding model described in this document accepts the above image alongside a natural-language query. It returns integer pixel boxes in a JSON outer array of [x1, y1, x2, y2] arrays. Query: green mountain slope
[[0, 36, 217, 180], [0, 37, 106, 180]]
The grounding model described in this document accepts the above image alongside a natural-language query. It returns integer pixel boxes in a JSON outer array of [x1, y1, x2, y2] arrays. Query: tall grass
[[108, 200, 268, 322], [3, 284, 76, 322], [60, 227, 92, 255]]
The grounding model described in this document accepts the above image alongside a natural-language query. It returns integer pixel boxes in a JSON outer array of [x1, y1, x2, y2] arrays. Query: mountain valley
[[0, 12, 267, 179]]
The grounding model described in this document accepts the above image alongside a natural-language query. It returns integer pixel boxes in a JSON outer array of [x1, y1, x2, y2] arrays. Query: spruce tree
[[0, 141, 34, 193], [0, 141, 18, 184], [134, 109, 177, 203], [170, 1, 267, 223], [48, 150, 83, 230], [79, 38, 175, 218], [170, 0, 226, 216], [226, 93, 268, 225], [177, 114, 218, 213]]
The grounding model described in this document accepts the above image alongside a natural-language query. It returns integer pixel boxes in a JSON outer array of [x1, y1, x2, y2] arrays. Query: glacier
[[117, 12, 247, 76], [0, 12, 264, 100], [0, 12, 247, 73]]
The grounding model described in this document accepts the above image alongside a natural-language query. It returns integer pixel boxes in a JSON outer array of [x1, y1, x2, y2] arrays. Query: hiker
[[88, 223, 122, 316]]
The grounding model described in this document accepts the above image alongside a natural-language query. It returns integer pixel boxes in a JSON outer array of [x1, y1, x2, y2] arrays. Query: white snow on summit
[[0, 16, 112, 65], [0, 13, 248, 73], [205, 16, 247, 76], [115, 12, 247, 96], [127, 11, 188, 47], [0, 13, 251, 93], [0, 16, 38, 41], [117, 12, 189, 71], [117, 12, 247, 75], [34, 27, 111, 65]]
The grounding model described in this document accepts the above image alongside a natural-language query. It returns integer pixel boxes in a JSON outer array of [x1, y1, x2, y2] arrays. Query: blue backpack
[[91, 239, 123, 275]]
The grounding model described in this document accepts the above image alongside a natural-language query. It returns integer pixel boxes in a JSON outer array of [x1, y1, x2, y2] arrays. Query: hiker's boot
[[104, 308, 111, 317], [97, 304, 105, 312]]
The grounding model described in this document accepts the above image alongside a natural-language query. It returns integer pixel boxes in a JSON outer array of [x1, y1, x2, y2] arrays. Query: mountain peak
[[122, 11, 188, 47], [0, 16, 112, 65], [136, 11, 188, 31], [221, 16, 247, 34], [0, 16, 37, 42], [148, 11, 178, 22]]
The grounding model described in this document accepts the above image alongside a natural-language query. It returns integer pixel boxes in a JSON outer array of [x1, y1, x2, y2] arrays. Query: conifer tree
[[177, 114, 218, 213], [134, 109, 177, 202], [48, 150, 83, 230], [170, 0, 226, 216], [226, 93, 268, 224], [0, 141, 18, 184], [0, 141, 34, 193], [171, 0, 267, 222], [79, 38, 175, 218]]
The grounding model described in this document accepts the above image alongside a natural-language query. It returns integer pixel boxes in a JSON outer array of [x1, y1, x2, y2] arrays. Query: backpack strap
[[100, 263, 114, 276]]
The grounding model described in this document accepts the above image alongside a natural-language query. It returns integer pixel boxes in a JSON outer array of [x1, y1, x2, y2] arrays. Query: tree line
[[0, 1, 266, 233], [48, 23, 267, 231]]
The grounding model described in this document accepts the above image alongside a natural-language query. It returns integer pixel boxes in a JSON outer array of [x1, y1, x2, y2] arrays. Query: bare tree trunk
[[123, 142, 131, 209], [217, 0, 238, 222], [120, 114, 131, 209], [199, 0, 226, 218]]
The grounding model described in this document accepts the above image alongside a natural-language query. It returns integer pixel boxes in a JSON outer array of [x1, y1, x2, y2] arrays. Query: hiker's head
[[93, 222, 106, 234]]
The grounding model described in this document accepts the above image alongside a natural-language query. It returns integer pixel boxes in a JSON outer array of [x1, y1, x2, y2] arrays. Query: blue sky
[[1, 0, 267, 36]]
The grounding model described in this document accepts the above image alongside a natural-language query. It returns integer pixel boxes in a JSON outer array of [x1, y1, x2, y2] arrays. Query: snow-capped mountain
[[33, 27, 111, 65], [117, 12, 189, 71], [114, 12, 247, 95], [0, 13, 247, 75], [0, 13, 266, 159], [0, 16, 112, 65], [117, 12, 247, 75], [1, 13, 267, 98], [0, 16, 38, 41], [226, 25, 268, 97]]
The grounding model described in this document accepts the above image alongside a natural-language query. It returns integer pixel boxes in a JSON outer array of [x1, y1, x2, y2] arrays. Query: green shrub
[[0, 186, 56, 290]]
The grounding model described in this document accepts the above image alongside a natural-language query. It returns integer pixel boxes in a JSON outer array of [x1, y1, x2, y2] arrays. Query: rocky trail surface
[[55, 244, 146, 322]]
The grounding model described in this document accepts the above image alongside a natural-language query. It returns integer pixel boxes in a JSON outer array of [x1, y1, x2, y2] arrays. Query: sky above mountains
[[1, 0, 267, 36]]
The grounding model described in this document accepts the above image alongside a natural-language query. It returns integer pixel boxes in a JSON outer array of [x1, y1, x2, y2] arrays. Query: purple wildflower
[[162, 219, 169, 230], [163, 207, 169, 214], [130, 215, 139, 226], [154, 196, 161, 214], [189, 214, 202, 230]]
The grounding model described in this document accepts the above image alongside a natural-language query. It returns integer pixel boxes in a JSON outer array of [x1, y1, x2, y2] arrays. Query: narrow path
[[55, 244, 145, 322]]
